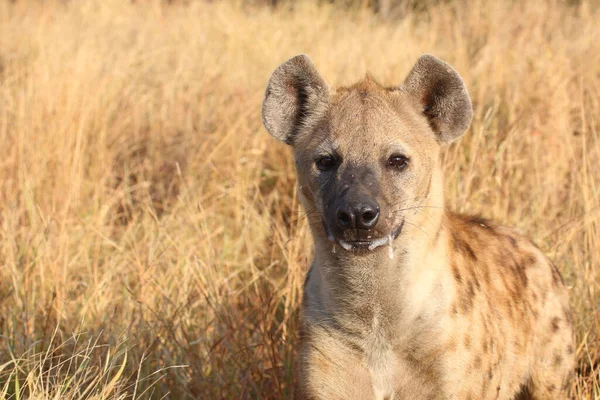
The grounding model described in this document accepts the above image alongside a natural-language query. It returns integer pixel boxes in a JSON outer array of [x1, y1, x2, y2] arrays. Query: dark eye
[[316, 155, 337, 171], [388, 155, 409, 170]]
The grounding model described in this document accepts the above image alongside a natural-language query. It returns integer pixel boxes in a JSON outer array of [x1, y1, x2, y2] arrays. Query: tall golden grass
[[0, 0, 598, 398]]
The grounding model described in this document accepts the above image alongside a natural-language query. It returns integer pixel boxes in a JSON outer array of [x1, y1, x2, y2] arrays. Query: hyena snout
[[336, 195, 380, 230]]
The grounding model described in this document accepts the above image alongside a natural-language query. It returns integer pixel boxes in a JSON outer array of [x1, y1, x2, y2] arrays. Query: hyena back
[[261, 54, 575, 400]]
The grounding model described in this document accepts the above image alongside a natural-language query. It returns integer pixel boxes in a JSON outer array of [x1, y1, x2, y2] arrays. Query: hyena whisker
[[402, 220, 433, 238], [388, 206, 437, 223]]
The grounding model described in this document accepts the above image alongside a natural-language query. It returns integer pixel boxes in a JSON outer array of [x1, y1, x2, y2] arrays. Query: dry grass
[[0, 0, 598, 398]]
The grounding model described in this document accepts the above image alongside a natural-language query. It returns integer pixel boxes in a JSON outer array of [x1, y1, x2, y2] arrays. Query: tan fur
[[262, 55, 574, 400]]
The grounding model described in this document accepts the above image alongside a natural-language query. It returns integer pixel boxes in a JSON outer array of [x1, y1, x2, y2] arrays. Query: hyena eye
[[316, 155, 337, 171], [388, 155, 409, 170]]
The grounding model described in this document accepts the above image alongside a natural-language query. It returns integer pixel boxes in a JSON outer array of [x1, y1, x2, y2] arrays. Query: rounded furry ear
[[403, 55, 472, 143], [262, 55, 329, 145]]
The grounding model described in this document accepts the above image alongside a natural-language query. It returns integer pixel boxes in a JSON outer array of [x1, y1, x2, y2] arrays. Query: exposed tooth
[[332, 243, 337, 254], [339, 240, 353, 251], [368, 236, 389, 250]]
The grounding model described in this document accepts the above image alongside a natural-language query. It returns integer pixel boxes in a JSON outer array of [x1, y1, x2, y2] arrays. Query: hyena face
[[262, 55, 472, 253], [293, 81, 441, 251]]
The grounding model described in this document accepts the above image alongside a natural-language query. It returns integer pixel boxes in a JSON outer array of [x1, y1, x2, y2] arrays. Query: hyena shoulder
[[442, 212, 574, 399]]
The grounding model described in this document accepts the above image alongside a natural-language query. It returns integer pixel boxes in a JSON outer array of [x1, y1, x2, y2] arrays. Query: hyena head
[[262, 55, 472, 255]]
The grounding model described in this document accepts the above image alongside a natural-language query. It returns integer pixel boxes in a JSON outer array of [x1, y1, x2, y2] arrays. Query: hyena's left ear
[[403, 55, 473, 143], [262, 55, 329, 145]]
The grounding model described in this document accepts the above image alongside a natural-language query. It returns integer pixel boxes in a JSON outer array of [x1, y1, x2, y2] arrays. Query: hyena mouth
[[327, 220, 405, 257]]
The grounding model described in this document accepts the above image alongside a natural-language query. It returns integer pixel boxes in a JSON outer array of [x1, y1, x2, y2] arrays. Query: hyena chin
[[262, 54, 575, 400]]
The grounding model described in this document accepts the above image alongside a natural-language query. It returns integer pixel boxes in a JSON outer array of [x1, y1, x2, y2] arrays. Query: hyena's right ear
[[262, 55, 329, 145]]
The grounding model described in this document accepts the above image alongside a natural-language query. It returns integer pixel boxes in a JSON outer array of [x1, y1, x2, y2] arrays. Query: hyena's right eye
[[316, 156, 337, 172], [388, 154, 410, 171]]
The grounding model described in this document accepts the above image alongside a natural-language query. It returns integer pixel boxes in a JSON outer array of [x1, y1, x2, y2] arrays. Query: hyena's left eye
[[316, 156, 337, 171], [388, 154, 410, 170]]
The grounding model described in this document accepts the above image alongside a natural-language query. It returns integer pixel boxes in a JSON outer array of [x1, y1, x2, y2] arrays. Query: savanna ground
[[0, 0, 599, 398]]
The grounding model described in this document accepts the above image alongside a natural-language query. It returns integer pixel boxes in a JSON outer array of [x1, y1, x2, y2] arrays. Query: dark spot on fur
[[547, 383, 556, 392], [353, 302, 374, 325], [519, 269, 528, 288], [346, 340, 364, 355], [451, 261, 462, 283], [488, 368, 493, 380], [508, 235, 518, 249], [553, 353, 563, 367], [481, 263, 491, 285], [452, 231, 477, 261], [458, 292, 474, 313], [506, 253, 529, 290], [473, 355, 482, 369], [467, 280, 476, 297], [464, 335, 471, 349], [564, 306, 574, 325], [505, 301, 515, 319], [567, 345, 574, 355], [447, 337, 458, 352], [514, 383, 533, 400], [531, 291, 538, 301], [550, 317, 561, 332]]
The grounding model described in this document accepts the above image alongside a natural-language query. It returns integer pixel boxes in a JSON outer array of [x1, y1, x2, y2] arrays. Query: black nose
[[336, 200, 380, 230]]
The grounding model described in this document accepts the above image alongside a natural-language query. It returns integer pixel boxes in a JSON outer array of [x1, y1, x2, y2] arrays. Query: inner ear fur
[[261, 55, 329, 145], [403, 54, 473, 143]]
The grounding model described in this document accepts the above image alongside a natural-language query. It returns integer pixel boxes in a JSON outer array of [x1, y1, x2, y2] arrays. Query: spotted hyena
[[261, 54, 575, 399]]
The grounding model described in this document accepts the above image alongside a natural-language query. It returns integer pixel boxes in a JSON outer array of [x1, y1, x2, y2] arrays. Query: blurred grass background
[[0, 0, 599, 398]]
